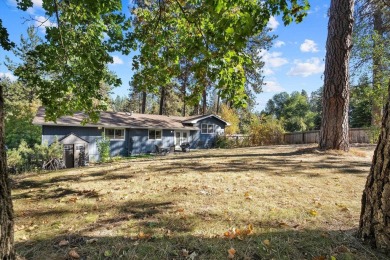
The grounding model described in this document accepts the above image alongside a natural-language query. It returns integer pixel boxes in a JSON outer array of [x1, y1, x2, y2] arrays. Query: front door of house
[[175, 131, 189, 148]]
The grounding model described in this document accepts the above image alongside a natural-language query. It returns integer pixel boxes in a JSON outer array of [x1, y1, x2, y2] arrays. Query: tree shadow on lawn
[[153, 155, 371, 177], [12, 163, 136, 190], [13, 197, 389, 259], [15, 228, 389, 260]]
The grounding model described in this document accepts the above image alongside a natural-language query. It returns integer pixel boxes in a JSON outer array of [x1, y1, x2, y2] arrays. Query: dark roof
[[33, 107, 229, 129]]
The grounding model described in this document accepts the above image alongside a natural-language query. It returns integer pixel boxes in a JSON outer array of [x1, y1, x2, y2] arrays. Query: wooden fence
[[283, 128, 374, 144]]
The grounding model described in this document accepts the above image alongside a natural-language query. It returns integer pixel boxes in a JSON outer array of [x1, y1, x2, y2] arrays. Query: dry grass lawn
[[12, 144, 389, 260]]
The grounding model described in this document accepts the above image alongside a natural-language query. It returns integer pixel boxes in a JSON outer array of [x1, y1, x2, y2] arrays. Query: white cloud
[[262, 67, 274, 76], [0, 72, 17, 81], [263, 80, 285, 93], [34, 16, 57, 33], [111, 56, 124, 65], [267, 16, 279, 31], [287, 57, 324, 77], [274, 40, 285, 48], [32, 0, 43, 7], [27, 0, 43, 13], [7, 0, 43, 14], [259, 49, 288, 68], [300, 39, 319, 53]]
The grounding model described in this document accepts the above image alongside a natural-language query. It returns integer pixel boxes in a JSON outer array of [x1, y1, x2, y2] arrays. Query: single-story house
[[33, 107, 230, 167]]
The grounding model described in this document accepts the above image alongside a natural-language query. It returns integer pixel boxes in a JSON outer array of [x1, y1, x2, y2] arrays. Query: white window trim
[[148, 129, 163, 140], [104, 128, 125, 140], [201, 123, 215, 134]]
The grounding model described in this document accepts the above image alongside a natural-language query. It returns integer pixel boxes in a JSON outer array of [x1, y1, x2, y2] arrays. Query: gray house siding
[[42, 125, 102, 161], [128, 128, 174, 155], [110, 139, 126, 157], [191, 117, 225, 148]]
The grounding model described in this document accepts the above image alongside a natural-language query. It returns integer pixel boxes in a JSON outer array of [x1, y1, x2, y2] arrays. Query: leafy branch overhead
[[131, 0, 310, 107], [12, 0, 133, 123]]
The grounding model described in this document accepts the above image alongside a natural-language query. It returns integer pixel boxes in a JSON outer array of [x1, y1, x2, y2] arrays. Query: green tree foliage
[[2, 78, 41, 149], [349, 75, 372, 128], [13, 0, 132, 123], [309, 87, 323, 130], [264, 91, 315, 132], [352, 0, 390, 125], [110, 95, 130, 112], [5, 100, 41, 149], [7, 139, 63, 173], [0, 19, 14, 50], [130, 0, 309, 109]]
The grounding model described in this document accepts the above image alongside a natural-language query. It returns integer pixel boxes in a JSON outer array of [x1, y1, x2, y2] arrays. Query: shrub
[[214, 135, 233, 148], [97, 133, 111, 163], [250, 116, 285, 146], [367, 126, 380, 144], [7, 149, 23, 173], [33, 139, 63, 167], [7, 139, 63, 173]]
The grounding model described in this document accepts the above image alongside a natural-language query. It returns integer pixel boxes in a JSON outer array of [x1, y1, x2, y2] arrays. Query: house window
[[201, 123, 214, 134], [105, 128, 125, 140], [149, 129, 162, 140]]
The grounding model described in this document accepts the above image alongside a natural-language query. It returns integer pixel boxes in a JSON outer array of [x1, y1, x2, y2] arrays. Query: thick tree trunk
[[141, 91, 146, 114], [0, 83, 15, 259], [319, 0, 354, 151], [359, 79, 390, 252]]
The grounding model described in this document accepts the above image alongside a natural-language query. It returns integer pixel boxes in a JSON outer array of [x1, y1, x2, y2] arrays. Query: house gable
[[182, 114, 230, 126], [58, 133, 89, 144]]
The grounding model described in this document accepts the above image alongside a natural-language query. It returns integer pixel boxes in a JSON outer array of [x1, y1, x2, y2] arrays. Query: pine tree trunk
[[159, 86, 165, 115], [319, 0, 354, 151], [202, 89, 207, 115], [371, 9, 384, 126], [216, 93, 220, 114], [141, 91, 146, 114], [358, 79, 390, 252], [0, 83, 15, 259], [182, 82, 186, 117]]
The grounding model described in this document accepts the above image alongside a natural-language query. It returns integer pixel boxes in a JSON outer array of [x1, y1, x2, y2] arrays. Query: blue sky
[[1, 0, 329, 112]]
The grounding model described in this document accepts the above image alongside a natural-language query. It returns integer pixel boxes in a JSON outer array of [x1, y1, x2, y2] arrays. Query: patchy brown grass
[[12, 144, 388, 260]]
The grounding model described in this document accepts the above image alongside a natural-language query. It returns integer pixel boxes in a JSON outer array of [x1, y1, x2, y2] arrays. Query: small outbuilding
[[58, 133, 89, 168]]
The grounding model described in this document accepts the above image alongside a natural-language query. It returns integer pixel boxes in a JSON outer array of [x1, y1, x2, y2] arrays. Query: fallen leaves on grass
[[68, 249, 80, 259], [137, 231, 151, 240], [263, 239, 271, 247], [58, 240, 69, 246], [244, 192, 253, 200], [336, 203, 350, 212], [308, 209, 318, 217], [228, 248, 236, 259], [224, 224, 254, 239], [68, 197, 78, 203]]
